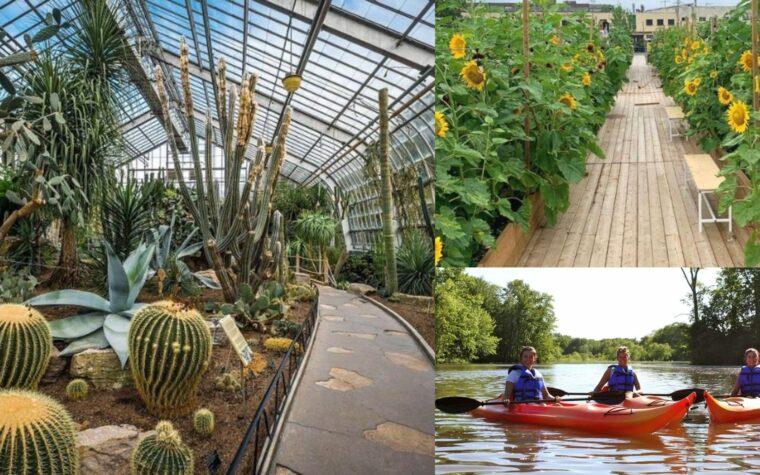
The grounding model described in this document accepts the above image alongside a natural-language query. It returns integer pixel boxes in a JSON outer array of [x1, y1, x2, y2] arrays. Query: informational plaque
[[219, 315, 253, 366]]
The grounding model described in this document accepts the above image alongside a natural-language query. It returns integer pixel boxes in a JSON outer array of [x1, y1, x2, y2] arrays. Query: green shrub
[[396, 229, 433, 296]]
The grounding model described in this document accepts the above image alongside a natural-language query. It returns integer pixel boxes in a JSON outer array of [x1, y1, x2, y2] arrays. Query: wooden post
[[753, 0, 759, 123], [522, 0, 530, 168]]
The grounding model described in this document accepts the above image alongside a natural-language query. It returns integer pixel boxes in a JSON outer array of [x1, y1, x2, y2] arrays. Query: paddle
[[547, 387, 706, 403], [436, 393, 626, 414]]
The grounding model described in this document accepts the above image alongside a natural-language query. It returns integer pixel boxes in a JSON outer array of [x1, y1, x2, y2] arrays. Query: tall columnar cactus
[[378, 88, 398, 294], [131, 421, 193, 475], [0, 303, 51, 389], [154, 38, 290, 303], [0, 389, 80, 474], [128, 301, 212, 417]]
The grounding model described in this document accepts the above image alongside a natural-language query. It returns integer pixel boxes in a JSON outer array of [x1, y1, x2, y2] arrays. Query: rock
[[78, 425, 153, 475], [348, 283, 376, 296], [41, 345, 66, 385], [206, 319, 227, 347], [196, 269, 221, 286], [389, 293, 433, 307], [69, 349, 132, 390], [293, 272, 310, 285]]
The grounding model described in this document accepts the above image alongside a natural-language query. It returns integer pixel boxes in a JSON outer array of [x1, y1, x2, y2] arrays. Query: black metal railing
[[226, 288, 320, 474]]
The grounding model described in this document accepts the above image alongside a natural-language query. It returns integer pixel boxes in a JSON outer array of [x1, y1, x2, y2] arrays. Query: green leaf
[[26, 289, 111, 312], [556, 154, 586, 183], [104, 241, 129, 312], [5, 190, 22, 205], [123, 242, 156, 307], [460, 178, 491, 208], [240, 283, 254, 301], [103, 314, 131, 368], [745, 231, 760, 267], [48, 312, 106, 339], [59, 329, 109, 356], [49, 92, 60, 111], [0, 71, 15, 95]]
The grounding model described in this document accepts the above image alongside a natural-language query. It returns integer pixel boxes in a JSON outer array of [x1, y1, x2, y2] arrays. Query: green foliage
[[131, 421, 193, 475], [8, 217, 56, 272], [65, 379, 88, 400], [0, 268, 37, 303], [219, 281, 285, 330], [395, 229, 433, 296], [272, 319, 301, 338], [214, 372, 241, 392], [335, 281, 350, 291], [101, 177, 162, 261], [0, 389, 79, 474], [338, 253, 382, 289], [295, 211, 337, 248], [128, 301, 212, 417], [436, 2, 632, 265], [285, 284, 316, 303], [193, 408, 214, 437], [0, 304, 51, 389], [435, 269, 498, 363], [273, 182, 332, 239], [27, 240, 156, 366]]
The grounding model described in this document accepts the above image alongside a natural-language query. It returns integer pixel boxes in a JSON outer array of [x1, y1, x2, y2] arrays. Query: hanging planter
[[282, 73, 302, 93]]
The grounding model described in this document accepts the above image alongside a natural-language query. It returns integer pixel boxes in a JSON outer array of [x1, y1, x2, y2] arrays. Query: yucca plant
[[26, 240, 155, 366], [295, 211, 336, 279], [101, 177, 160, 261], [396, 229, 434, 296]]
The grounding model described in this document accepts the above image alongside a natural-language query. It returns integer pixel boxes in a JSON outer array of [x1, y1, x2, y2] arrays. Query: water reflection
[[437, 363, 760, 474]]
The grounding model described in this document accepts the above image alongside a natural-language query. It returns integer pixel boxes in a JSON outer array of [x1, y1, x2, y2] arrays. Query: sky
[[465, 267, 721, 340]]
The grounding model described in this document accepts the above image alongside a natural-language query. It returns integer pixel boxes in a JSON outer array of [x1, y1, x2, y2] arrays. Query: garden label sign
[[220, 316, 253, 366]]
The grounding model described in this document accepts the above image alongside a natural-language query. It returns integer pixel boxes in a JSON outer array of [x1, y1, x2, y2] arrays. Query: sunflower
[[561, 63, 573, 72], [573, 53, 581, 63], [682, 48, 688, 59], [703, 46, 711, 54], [675, 54, 684, 65], [718, 86, 733, 106], [727, 100, 750, 133], [586, 43, 595, 53], [435, 111, 448, 138], [449, 33, 466, 59], [434, 237, 442, 265], [691, 40, 701, 50], [683, 80, 698, 96], [710, 70, 718, 79], [740, 50, 754, 72], [559, 93, 577, 110], [551, 35, 560, 46], [692, 77, 702, 87], [460, 60, 486, 91], [582, 72, 592, 87]]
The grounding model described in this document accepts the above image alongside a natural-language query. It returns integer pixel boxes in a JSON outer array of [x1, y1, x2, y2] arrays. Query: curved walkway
[[519, 53, 747, 267], [267, 286, 434, 474]]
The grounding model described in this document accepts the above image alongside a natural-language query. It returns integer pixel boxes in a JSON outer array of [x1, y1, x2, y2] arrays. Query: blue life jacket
[[738, 366, 760, 397], [608, 364, 635, 392], [509, 364, 545, 401]]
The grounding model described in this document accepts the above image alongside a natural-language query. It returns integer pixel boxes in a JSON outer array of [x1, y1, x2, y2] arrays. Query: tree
[[649, 323, 691, 361], [435, 269, 498, 363], [681, 267, 700, 323]]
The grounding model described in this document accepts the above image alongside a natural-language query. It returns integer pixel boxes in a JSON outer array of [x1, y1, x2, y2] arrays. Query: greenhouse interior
[[0, 0, 435, 473]]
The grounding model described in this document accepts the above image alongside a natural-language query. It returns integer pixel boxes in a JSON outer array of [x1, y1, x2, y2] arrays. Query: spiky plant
[[396, 229, 434, 296], [131, 421, 193, 475], [0, 389, 79, 474], [214, 372, 241, 392], [193, 408, 214, 437], [0, 304, 51, 389], [128, 301, 212, 417], [66, 379, 88, 400], [264, 337, 300, 353]]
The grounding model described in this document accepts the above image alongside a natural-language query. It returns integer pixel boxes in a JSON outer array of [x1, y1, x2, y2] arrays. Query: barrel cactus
[[66, 378, 88, 400], [128, 300, 212, 417], [0, 303, 51, 389], [214, 372, 240, 392], [0, 389, 79, 474], [193, 408, 214, 436], [131, 421, 193, 475]]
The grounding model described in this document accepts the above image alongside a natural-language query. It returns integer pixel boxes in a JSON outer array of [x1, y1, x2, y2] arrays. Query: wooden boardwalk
[[518, 53, 748, 267]]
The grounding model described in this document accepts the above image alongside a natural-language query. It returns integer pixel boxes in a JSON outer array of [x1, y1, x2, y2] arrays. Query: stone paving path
[[268, 286, 434, 474]]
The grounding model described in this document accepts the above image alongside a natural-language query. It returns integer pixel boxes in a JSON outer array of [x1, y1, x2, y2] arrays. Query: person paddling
[[503, 346, 560, 406], [592, 346, 641, 397], [730, 348, 760, 397]]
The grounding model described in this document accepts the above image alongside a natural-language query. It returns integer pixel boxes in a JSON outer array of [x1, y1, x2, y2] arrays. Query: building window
[[699, 17, 706, 21], [657, 19, 664, 26], [668, 19, 675, 25], [646, 19, 653, 26]]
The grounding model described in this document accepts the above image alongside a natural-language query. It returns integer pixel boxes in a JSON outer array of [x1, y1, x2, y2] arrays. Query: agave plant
[[147, 214, 220, 296], [26, 241, 155, 367]]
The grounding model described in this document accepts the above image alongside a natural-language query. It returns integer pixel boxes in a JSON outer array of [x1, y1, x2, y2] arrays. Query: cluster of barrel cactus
[[0, 389, 80, 474], [193, 408, 215, 436], [264, 337, 298, 353], [214, 372, 241, 392], [131, 421, 193, 475], [128, 301, 213, 417], [0, 303, 51, 389]]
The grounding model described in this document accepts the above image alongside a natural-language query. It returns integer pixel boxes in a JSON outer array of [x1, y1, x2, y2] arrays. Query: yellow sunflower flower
[[435, 111, 448, 138], [682, 48, 689, 58], [684, 80, 698, 96], [718, 86, 733, 106], [703, 46, 710, 54], [434, 237, 442, 265], [551, 35, 560, 46], [691, 40, 701, 50], [460, 60, 486, 91], [582, 72, 592, 87], [561, 63, 573, 72], [449, 33, 466, 59], [675, 54, 684, 65], [727, 100, 750, 133], [573, 53, 581, 63], [740, 50, 754, 73], [559, 93, 577, 110], [688, 57, 694, 64], [692, 77, 702, 87], [710, 70, 718, 79]]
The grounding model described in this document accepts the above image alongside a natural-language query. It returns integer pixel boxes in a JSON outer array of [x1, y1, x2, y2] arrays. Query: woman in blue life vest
[[731, 348, 760, 397], [503, 346, 560, 406], [592, 346, 641, 396]]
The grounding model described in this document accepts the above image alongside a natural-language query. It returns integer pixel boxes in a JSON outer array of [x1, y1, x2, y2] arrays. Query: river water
[[436, 362, 760, 474]]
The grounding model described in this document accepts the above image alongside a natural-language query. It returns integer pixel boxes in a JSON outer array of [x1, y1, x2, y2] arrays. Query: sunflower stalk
[[155, 39, 287, 302]]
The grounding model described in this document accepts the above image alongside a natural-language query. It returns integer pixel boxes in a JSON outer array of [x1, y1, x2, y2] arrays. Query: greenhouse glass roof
[[0, 0, 434, 190]]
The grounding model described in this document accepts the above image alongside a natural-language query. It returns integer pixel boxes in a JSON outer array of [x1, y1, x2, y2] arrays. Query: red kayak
[[705, 390, 760, 423], [470, 392, 695, 435]]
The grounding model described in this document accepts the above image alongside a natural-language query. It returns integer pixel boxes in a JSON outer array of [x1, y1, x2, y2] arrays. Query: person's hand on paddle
[[502, 398, 510, 406]]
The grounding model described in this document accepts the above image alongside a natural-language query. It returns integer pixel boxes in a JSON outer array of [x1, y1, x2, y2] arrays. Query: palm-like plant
[[295, 211, 336, 279], [101, 177, 161, 261], [396, 229, 433, 296]]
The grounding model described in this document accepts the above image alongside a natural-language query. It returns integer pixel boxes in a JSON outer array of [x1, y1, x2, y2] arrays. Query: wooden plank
[[607, 115, 635, 266], [637, 117, 653, 266], [665, 106, 685, 119], [684, 154, 724, 190], [646, 120, 669, 266]]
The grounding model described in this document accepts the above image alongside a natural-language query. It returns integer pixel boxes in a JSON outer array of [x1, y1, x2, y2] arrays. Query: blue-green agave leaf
[[104, 313, 131, 368], [122, 303, 147, 318], [59, 329, 110, 356], [27, 290, 111, 312], [124, 242, 155, 307], [48, 312, 107, 339], [104, 240, 129, 312]]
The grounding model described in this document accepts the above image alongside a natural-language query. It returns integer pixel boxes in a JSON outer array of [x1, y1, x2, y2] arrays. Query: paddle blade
[[436, 396, 483, 414], [671, 388, 705, 403], [590, 391, 626, 405], [547, 386, 570, 397]]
